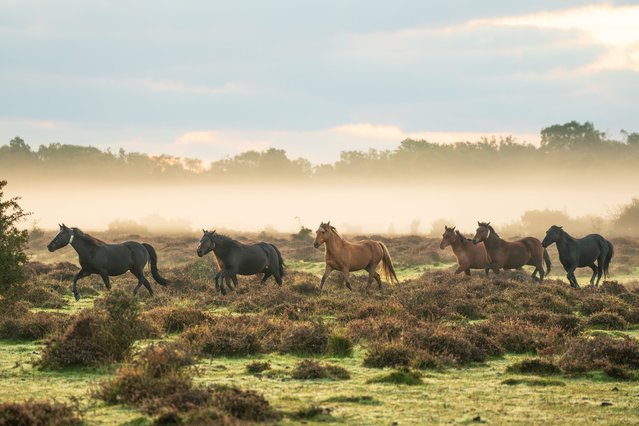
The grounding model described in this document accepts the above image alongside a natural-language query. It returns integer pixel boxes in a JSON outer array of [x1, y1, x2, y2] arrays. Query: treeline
[[2, 121, 639, 183]]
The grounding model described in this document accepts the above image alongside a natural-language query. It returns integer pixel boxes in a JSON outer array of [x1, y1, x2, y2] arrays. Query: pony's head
[[472, 222, 492, 245], [47, 224, 74, 252], [542, 225, 563, 248], [314, 221, 335, 248], [440, 225, 458, 249], [197, 229, 217, 257]]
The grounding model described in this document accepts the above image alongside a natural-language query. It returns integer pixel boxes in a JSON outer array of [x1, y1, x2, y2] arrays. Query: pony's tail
[[543, 248, 552, 275], [603, 240, 614, 278], [142, 243, 170, 285], [379, 242, 399, 284], [270, 243, 286, 278]]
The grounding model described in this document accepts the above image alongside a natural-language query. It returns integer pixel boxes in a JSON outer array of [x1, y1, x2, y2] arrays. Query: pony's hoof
[[73, 293, 81, 301]]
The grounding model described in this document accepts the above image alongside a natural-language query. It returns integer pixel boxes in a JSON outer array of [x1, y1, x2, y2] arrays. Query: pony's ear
[[487, 222, 491, 226], [59, 223, 63, 229], [202, 229, 207, 234], [327, 221, 330, 226], [212, 230, 216, 234], [451, 226, 456, 231], [444, 225, 449, 230], [559, 226, 563, 229], [477, 221, 481, 226], [62, 223, 67, 229]]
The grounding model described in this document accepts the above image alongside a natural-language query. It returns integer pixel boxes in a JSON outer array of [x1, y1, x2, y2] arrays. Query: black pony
[[541, 225, 613, 288], [197, 230, 284, 294], [47, 224, 169, 300]]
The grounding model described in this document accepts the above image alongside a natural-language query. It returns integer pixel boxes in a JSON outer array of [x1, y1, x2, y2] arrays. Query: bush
[[211, 386, 279, 422], [94, 342, 203, 414], [586, 311, 628, 330], [291, 360, 350, 380], [40, 290, 145, 368], [363, 343, 414, 369], [182, 315, 279, 357], [367, 368, 423, 386], [0, 180, 30, 293], [0, 399, 82, 425], [278, 321, 329, 355], [142, 307, 211, 334], [326, 333, 353, 357], [559, 335, 639, 373], [0, 310, 69, 340], [506, 359, 562, 376]]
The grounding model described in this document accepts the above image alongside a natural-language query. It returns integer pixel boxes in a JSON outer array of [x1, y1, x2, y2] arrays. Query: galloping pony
[[313, 221, 398, 292], [440, 225, 495, 275], [197, 230, 284, 295], [47, 224, 169, 300], [542, 225, 613, 288], [472, 222, 551, 282]]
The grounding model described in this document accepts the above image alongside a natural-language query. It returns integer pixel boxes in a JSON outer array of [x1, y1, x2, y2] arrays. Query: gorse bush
[[506, 359, 562, 376], [559, 335, 639, 373], [291, 360, 350, 380]]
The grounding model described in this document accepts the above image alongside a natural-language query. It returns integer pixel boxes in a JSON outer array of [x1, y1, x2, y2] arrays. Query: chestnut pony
[[313, 222, 398, 292], [440, 225, 495, 276], [472, 222, 551, 282]]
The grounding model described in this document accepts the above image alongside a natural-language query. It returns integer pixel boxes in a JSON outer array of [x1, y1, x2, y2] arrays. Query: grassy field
[[1, 231, 638, 425]]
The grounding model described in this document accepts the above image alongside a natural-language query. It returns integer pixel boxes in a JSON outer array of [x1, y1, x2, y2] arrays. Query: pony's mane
[[210, 232, 243, 248], [478, 222, 499, 237], [71, 228, 107, 247], [455, 230, 469, 245]]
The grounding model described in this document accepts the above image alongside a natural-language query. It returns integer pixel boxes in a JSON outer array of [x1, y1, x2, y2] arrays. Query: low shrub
[[142, 306, 211, 334], [40, 291, 145, 368], [363, 343, 414, 369], [366, 368, 423, 385], [0, 310, 69, 340], [182, 315, 279, 357], [586, 311, 628, 330], [506, 359, 562, 376], [501, 378, 565, 387], [291, 405, 335, 422], [345, 316, 406, 343], [94, 342, 200, 414], [559, 335, 639, 373], [211, 386, 279, 422], [291, 360, 350, 380], [278, 321, 329, 355], [0, 399, 82, 425]]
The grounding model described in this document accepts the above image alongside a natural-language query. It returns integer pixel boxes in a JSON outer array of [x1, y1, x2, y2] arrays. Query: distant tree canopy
[[1, 121, 638, 182]]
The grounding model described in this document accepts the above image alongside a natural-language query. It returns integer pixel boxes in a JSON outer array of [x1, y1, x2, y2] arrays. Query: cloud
[[140, 80, 247, 95]]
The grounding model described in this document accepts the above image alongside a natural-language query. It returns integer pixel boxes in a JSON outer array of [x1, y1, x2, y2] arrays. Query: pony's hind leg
[[131, 268, 154, 296], [260, 270, 272, 285], [99, 272, 111, 290], [341, 267, 353, 291], [588, 264, 598, 287]]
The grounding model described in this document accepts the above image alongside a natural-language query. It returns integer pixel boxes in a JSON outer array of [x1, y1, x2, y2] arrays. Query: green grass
[[1, 340, 638, 425]]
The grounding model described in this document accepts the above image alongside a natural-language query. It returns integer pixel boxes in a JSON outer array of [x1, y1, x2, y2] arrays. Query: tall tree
[[540, 121, 605, 150]]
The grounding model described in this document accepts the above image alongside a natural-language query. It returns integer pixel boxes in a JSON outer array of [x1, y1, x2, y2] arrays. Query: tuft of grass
[[0, 399, 83, 425], [326, 333, 353, 358], [290, 405, 336, 422], [366, 368, 423, 386], [501, 378, 566, 387], [245, 361, 271, 375], [324, 395, 381, 406]]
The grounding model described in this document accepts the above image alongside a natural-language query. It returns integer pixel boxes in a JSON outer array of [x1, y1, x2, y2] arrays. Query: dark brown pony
[[440, 225, 495, 275], [313, 221, 398, 292], [472, 222, 551, 282]]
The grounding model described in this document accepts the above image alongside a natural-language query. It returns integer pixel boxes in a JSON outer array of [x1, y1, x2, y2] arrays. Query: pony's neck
[[483, 228, 502, 248], [69, 231, 91, 255], [557, 230, 574, 247], [325, 231, 345, 253]]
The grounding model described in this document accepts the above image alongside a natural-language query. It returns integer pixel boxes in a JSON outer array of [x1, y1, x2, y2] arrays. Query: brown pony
[[313, 221, 398, 292], [472, 222, 551, 282], [440, 225, 495, 276]]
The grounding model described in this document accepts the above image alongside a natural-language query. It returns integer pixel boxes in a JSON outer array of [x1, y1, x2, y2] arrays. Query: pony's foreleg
[[566, 265, 579, 288], [341, 268, 353, 291], [319, 265, 334, 293], [213, 271, 221, 291], [72, 269, 91, 301]]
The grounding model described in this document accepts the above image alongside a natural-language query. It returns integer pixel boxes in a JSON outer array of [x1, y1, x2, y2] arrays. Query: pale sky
[[1, 1, 638, 163]]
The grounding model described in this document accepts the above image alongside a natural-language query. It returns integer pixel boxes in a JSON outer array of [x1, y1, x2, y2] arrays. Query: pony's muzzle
[[472, 240, 478, 245], [196, 249, 203, 257], [313, 242, 320, 249], [47, 244, 54, 252]]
